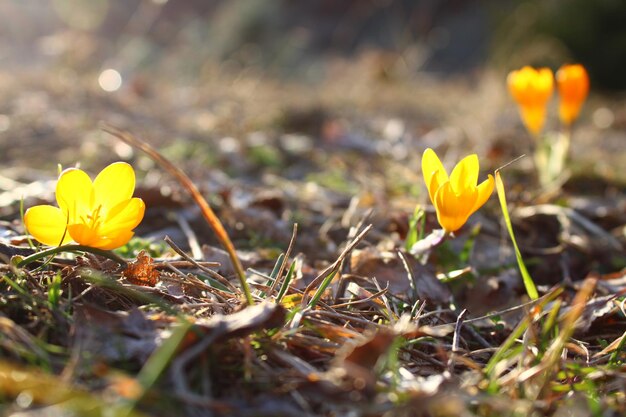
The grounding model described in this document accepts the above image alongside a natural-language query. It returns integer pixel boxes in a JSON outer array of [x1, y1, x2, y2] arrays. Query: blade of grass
[[485, 287, 563, 377], [537, 278, 597, 384], [307, 269, 338, 309], [260, 253, 284, 298], [495, 171, 538, 300], [513, 278, 598, 401], [269, 253, 285, 282], [405, 205, 425, 251], [608, 331, 626, 365], [2, 274, 29, 296], [484, 312, 531, 377], [267, 223, 298, 298], [301, 224, 372, 308], [276, 260, 297, 303], [81, 270, 180, 316], [134, 320, 193, 398]]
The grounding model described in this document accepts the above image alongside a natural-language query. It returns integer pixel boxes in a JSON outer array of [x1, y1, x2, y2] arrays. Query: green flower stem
[[495, 171, 538, 300], [16, 245, 128, 269]]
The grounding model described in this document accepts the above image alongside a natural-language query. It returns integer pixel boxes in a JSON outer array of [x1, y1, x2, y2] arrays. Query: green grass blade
[[269, 253, 285, 281], [484, 314, 530, 376], [307, 269, 338, 309], [405, 205, 425, 251], [276, 260, 296, 303], [608, 331, 626, 365], [136, 319, 192, 390], [260, 253, 284, 298], [495, 171, 539, 300], [485, 287, 563, 377]]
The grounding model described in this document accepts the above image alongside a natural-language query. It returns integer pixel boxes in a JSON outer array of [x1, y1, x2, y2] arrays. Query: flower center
[[80, 204, 104, 230]]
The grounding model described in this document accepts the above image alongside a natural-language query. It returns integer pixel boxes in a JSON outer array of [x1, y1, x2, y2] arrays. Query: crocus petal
[[556, 64, 589, 103], [427, 169, 447, 206], [24, 205, 72, 246], [449, 154, 479, 193], [95, 230, 135, 250], [422, 148, 448, 204], [67, 223, 100, 247], [434, 181, 478, 233], [520, 106, 547, 136], [56, 168, 94, 223], [559, 103, 582, 126], [99, 230, 135, 250], [101, 198, 145, 235], [471, 174, 495, 214], [534, 68, 555, 103], [557, 64, 589, 125], [508, 66, 554, 136], [508, 66, 553, 107], [69, 223, 134, 250], [93, 162, 136, 210]]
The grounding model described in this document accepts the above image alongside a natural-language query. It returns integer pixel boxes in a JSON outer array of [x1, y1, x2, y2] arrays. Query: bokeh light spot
[[98, 69, 122, 92], [592, 107, 614, 129]]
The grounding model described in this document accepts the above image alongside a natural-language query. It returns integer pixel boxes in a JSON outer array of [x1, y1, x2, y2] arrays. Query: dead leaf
[[122, 250, 159, 287], [327, 328, 396, 394], [594, 331, 626, 357], [192, 302, 286, 343], [72, 305, 159, 364], [340, 328, 396, 370], [350, 247, 451, 304]]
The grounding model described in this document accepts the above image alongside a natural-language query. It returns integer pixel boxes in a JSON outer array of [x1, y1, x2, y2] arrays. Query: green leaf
[[495, 171, 539, 300], [308, 269, 338, 309], [276, 260, 297, 303], [405, 205, 425, 251]]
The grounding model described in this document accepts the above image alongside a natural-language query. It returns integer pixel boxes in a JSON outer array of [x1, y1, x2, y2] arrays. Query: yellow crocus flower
[[556, 64, 589, 126], [24, 162, 145, 250], [507, 66, 554, 136], [422, 148, 494, 233]]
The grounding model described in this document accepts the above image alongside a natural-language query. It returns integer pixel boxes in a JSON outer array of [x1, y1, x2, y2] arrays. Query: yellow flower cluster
[[508, 64, 589, 135]]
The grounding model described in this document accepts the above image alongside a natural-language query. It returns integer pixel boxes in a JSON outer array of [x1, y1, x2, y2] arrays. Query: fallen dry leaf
[[122, 250, 160, 287]]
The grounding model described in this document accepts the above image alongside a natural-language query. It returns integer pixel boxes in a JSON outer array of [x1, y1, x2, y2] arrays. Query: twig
[[334, 209, 372, 303], [301, 224, 373, 307], [307, 309, 385, 329], [330, 287, 388, 308], [153, 260, 220, 270], [161, 262, 235, 303], [175, 212, 204, 259], [164, 236, 237, 292], [463, 323, 493, 350], [101, 124, 253, 306], [396, 250, 419, 305], [448, 309, 467, 372]]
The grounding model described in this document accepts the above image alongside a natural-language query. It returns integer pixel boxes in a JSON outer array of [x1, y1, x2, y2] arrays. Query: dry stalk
[[164, 236, 236, 292], [101, 124, 253, 306], [301, 223, 373, 307], [267, 223, 298, 297]]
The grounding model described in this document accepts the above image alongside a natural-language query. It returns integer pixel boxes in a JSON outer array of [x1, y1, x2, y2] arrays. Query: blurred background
[[0, 0, 625, 282], [3, 0, 626, 86], [0, 0, 625, 201]]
